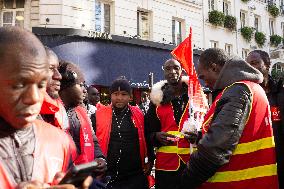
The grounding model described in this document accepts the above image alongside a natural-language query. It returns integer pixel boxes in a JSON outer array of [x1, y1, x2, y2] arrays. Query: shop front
[[33, 27, 201, 105]]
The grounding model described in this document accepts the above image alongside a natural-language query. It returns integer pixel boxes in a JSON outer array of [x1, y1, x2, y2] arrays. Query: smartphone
[[59, 161, 98, 186]]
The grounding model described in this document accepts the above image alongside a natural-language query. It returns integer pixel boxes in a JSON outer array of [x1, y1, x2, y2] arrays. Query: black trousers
[[107, 173, 148, 189], [155, 162, 186, 189], [272, 123, 284, 189]]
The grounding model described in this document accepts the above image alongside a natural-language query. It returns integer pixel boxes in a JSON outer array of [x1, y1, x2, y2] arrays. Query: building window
[[223, 1, 230, 15], [277, 64, 282, 72], [281, 22, 284, 38], [242, 49, 249, 59], [280, 0, 284, 7], [268, 0, 275, 5], [210, 40, 219, 48], [272, 63, 284, 78], [254, 15, 260, 32], [275, 63, 284, 72], [240, 11, 246, 28], [137, 10, 150, 40], [269, 19, 275, 35], [225, 44, 233, 55], [172, 19, 183, 45], [95, 1, 111, 33], [208, 0, 215, 11], [280, 0, 284, 15], [1, 0, 25, 27]]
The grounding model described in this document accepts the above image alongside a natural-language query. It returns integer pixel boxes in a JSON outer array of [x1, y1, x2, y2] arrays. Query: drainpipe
[[234, 0, 239, 55], [202, 0, 206, 49]]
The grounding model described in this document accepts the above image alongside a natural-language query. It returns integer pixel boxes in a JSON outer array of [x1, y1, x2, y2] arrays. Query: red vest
[[0, 120, 76, 188], [41, 94, 93, 164], [73, 106, 95, 164], [41, 92, 70, 131], [96, 102, 105, 110], [96, 105, 148, 167], [201, 81, 278, 189], [155, 102, 191, 171]]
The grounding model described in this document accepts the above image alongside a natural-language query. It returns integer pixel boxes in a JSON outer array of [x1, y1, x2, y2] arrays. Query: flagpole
[[171, 27, 209, 152]]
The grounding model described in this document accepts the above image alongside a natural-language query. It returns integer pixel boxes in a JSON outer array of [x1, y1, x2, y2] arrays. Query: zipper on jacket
[[12, 134, 28, 182]]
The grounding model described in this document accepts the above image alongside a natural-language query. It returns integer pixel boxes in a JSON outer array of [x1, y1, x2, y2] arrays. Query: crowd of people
[[0, 26, 283, 189]]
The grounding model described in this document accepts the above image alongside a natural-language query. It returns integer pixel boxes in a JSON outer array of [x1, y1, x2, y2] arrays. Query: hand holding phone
[[59, 161, 99, 187], [156, 132, 176, 145], [93, 158, 107, 175]]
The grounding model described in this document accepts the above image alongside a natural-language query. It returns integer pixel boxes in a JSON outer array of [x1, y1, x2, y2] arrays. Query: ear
[[210, 63, 218, 72], [266, 64, 271, 71]]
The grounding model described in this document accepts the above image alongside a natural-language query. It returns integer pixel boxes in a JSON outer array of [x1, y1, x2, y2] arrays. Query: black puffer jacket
[[180, 57, 264, 188]]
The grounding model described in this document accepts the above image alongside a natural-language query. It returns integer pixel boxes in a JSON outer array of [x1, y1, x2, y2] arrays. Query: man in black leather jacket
[[247, 50, 284, 188], [179, 48, 275, 188]]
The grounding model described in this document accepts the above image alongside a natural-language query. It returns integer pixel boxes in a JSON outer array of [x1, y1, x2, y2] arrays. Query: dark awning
[[34, 27, 202, 88], [55, 39, 172, 87]]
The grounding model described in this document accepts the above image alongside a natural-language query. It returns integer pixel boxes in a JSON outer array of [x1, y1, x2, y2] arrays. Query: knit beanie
[[110, 77, 131, 94], [58, 61, 85, 90]]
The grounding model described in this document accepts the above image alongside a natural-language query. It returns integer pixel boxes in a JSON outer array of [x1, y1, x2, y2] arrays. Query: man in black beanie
[[94, 77, 154, 189]]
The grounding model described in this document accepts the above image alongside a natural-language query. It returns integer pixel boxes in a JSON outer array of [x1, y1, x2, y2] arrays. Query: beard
[[168, 77, 181, 86], [47, 91, 60, 99], [170, 81, 179, 86]]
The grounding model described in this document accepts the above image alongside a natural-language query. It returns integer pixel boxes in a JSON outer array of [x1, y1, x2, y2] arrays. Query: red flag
[[171, 27, 208, 131], [171, 27, 193, 76]]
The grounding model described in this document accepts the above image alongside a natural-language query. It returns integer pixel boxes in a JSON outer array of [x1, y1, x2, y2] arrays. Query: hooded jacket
[[180, 58, 276, 188]]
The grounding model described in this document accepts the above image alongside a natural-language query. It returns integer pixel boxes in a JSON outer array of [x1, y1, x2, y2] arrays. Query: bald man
[[0, 27, 90, 189], [145, 59, 190, 189]]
